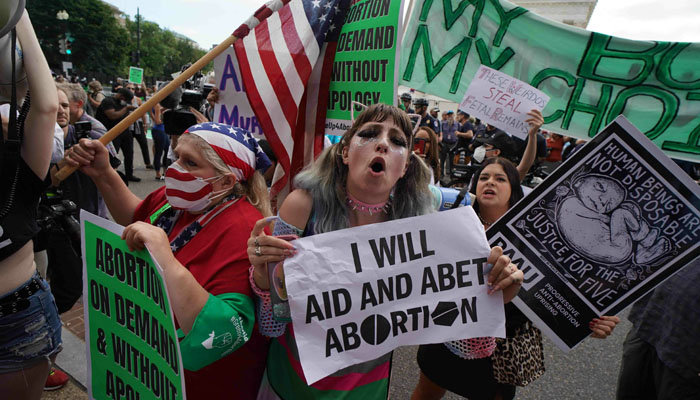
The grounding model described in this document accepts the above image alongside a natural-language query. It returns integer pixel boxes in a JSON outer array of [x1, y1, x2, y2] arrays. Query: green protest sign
[[81, 211, 185, 400], [129, 66, 144, 85], [325, 0, 404, 136], [400, 0, 700, 161]]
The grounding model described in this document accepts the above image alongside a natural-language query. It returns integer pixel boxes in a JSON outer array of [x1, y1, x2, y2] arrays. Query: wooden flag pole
[[55, 34, 239, 181]]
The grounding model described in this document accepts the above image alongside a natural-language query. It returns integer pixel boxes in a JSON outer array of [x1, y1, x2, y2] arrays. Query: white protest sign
[[284, 207, 506, 385], [213, 47, 263, 137], [460, 65, 550, 139]]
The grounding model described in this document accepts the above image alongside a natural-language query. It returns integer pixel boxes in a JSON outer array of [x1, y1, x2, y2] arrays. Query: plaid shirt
[[628, 257, 700, 385]]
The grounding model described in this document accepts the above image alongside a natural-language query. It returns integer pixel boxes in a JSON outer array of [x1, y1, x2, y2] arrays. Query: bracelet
[[248, 266, 271, 301]]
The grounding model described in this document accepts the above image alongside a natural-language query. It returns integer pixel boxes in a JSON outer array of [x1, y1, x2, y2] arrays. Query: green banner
[[81, 212, 185, 400], [129, 66, 144, 85], [400, 0, 700, 161], [325, 0, 404, 136]]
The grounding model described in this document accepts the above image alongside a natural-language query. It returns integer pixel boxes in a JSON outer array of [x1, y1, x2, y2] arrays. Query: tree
[[26, 0, 130, 76], [125, 16, 210, 80]]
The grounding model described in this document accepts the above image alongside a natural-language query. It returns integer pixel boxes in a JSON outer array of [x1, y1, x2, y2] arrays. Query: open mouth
[[482, 189, 496, 196], [370, 158, 385, 174]]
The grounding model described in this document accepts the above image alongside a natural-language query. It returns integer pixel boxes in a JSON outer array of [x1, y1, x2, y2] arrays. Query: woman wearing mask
[[412, 157, 620, 400], [247, 104, 525, 399], [65, 123, 271, 399], [414, 126, 440, 185]]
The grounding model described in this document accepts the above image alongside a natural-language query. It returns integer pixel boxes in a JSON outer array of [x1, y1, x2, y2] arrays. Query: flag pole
[[55, 34, 239, 181]]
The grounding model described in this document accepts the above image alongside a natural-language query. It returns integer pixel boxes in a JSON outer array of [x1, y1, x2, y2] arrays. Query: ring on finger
[[255, 245, 262, 257], [254, 237, 260, 247]]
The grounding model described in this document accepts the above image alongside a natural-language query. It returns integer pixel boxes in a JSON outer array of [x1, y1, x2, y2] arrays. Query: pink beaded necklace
[[346, 193, 391, 215]]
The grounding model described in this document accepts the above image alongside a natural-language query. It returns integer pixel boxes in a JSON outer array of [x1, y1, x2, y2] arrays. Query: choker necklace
[[478, 213, 495, 227], [346, 194, 391, 216]]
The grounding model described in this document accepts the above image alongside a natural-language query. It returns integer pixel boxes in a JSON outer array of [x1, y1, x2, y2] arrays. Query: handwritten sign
[[459, 65, 549, 139], [284, 207, 505, 384], [128, 67, 143, 85], [488, 116, 700, 350], [81, 211, 186, 400], [213, 47, 263, 137]]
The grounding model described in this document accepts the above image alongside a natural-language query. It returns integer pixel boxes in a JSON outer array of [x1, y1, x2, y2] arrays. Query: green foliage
[[25, 0, 210, 80]]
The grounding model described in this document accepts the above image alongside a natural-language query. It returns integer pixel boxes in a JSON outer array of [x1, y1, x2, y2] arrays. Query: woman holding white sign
[[412, 157, 621, 400], [65, 123, 272, 399], [247, 104, 525, 399]]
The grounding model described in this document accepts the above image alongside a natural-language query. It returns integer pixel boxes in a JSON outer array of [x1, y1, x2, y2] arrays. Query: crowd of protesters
[[1, 10, 699, 400]]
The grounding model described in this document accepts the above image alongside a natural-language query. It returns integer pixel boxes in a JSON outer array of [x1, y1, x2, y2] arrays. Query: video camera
[[159, 64, 215, 136]]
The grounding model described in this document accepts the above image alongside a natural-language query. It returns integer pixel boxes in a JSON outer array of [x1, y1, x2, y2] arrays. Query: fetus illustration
[[556, 175, 671, 267]]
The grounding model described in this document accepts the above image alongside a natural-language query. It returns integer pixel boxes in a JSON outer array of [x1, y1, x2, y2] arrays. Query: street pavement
[[47, 146, 633, 399]]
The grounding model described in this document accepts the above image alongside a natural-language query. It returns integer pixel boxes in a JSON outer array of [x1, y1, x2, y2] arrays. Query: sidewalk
[[41, 300, 88, 399]]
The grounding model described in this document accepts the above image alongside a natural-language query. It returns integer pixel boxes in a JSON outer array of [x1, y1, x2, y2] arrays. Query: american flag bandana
[[185, 122, 272, 182]]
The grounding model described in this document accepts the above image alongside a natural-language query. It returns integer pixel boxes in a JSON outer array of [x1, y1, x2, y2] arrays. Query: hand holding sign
[[460, 65, 549, 139], [247, 216, 297, 290], [486, 246, 524, 303], [121, 221, 173, 265]]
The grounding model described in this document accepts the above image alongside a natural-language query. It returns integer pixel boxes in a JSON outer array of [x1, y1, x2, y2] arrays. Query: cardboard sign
[[324, 0, 404, 136], [487, 116, 700, 350], [81, 211, 186, 400], [401, 0, 700, 161], [212, 47, 263, 137], [459, 65, 549, 139], [128, 67, 143, 85], [284, 207, 505, 384]]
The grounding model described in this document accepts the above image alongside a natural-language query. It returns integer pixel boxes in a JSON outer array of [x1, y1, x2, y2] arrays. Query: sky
[[103, 0, 700, 49]]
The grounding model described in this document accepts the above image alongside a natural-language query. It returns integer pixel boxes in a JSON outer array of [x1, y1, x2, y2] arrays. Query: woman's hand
[[486, 246, 523, 303], [207, 87, 220, 106], [247, 218, 297, 290], [121, 222, 175, 267], [64, 138, 112, 178], [526, 109, 544, 136], [589, 315, 620, 339]]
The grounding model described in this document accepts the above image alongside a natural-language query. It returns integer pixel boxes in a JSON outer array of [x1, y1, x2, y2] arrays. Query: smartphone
[[74, 120, 92, 139], [268, 234, 298, 322], [414, 138, 427, 154]]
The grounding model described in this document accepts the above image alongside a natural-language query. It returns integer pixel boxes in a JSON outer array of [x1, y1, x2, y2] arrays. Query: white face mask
[[473, 146, 487, 163], [164, 163, 228, 212]]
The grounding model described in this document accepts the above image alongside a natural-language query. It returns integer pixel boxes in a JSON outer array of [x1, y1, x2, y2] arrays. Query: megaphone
[[0, 0, 27, 104], [0, 0, 26, 38]]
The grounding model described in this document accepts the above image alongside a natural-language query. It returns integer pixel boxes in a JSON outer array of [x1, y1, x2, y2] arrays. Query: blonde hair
[[88, 80, 103, 92], [178, 134, 272, 217]]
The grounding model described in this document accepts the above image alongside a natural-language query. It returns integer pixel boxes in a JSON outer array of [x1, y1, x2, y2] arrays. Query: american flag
[[234, 0, 349, 203]]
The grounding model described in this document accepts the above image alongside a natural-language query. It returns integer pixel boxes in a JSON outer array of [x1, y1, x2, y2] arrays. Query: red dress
[[133, 187, 268, 399]]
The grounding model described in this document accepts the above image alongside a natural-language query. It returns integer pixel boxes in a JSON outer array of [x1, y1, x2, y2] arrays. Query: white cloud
[[588, 0, 700, 42]]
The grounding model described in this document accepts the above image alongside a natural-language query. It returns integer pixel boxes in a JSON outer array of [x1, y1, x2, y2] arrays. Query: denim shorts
[[0, 273, 63, 373]]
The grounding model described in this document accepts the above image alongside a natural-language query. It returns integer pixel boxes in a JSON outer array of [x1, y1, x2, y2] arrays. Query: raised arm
[[16, 11, 58, 178], [516, 109, 544, 181], [87, 93, 102, 109], [64, 139, 141, 225]]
